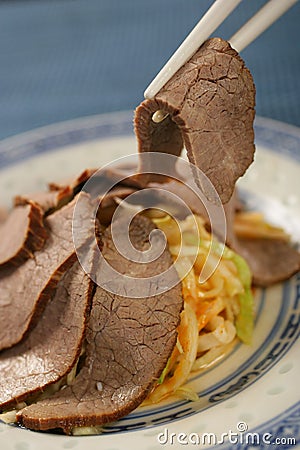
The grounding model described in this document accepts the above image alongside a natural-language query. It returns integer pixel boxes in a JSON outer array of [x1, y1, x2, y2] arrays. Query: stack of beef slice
[[0, 37, 299, 435], [0, 171, 183, 434]]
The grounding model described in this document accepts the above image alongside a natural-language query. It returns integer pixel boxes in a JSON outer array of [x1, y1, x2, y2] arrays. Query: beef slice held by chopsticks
[[18, 215, 183, 433], [135, 38, 255, 204], [135, 37, 300, 285], [0, 193, 95, 351]]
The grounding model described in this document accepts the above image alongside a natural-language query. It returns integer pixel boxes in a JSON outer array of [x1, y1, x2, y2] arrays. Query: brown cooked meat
[[0, 261, 94, 411], [15, 187, 73, 214], [223, 195, 300, 286], [135, 37, 256, 204], [15, 168, 139, 217], [18, 215, 183, 433], [234, 237, 300, 286], [0, 202, 48, 267], [0, 193, 95, 351], [48, 168, 97, 192], [97, 185, 138, 225], [15, 169, 97, 214]]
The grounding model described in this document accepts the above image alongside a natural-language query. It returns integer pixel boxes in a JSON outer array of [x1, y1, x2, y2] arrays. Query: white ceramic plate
[[0, 112, 299, 450]]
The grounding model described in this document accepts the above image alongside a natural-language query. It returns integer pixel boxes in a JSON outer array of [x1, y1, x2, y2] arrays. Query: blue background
[[0, 0, 299, 141]]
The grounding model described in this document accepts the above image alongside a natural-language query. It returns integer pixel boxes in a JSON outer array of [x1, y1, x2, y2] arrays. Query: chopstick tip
[[144, 87, 154, 100]]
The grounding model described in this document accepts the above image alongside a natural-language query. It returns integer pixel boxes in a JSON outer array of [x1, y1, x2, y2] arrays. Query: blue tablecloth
[[0, 0, 299, 141]]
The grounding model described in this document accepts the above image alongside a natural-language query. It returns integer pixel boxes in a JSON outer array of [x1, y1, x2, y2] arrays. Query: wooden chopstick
[[144, 0, 298, 99]]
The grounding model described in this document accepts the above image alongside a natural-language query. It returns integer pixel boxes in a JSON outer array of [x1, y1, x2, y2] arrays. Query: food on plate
[[0, 37, 299, 435]]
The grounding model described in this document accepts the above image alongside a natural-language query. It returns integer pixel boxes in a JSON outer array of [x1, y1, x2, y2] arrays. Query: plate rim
[[1, 112, 300, 169]]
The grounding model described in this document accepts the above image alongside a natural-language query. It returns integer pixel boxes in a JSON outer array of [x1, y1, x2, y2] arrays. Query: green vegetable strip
[[157, 357, 171, 385], [235, 287, 254, 345], [228, 251, 254, 345], [212, 243, 254, 344]]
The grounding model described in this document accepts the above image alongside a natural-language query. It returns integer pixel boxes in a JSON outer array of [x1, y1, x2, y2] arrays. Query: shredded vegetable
[[234, 211, 289, 241], [145, 212, 255, 404]]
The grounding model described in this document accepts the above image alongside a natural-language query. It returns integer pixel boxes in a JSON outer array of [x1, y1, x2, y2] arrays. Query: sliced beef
[[224, 196, 300, 286], [97, 186, 138, 226], [148, 179, 208, 220], [100, 186, 137, 209], [15, 167, 141, 227], [18, 215, 183, 433], [0, 193, 95, 351], [135, 38, 255, 204], [0, 202, 48, 267], [100, 166, 147, 190], [92, 166, 208, 222], [15, 187, 73, 214], [234, 238, 300, 286], [15, 169, 96, 214], [0, 261, 94, 411], [15, 169, 139, 218], [48, 168, 97, 192]]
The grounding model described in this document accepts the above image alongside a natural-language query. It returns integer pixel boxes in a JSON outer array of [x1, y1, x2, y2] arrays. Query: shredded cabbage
[[147, 212, 255, 404]]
